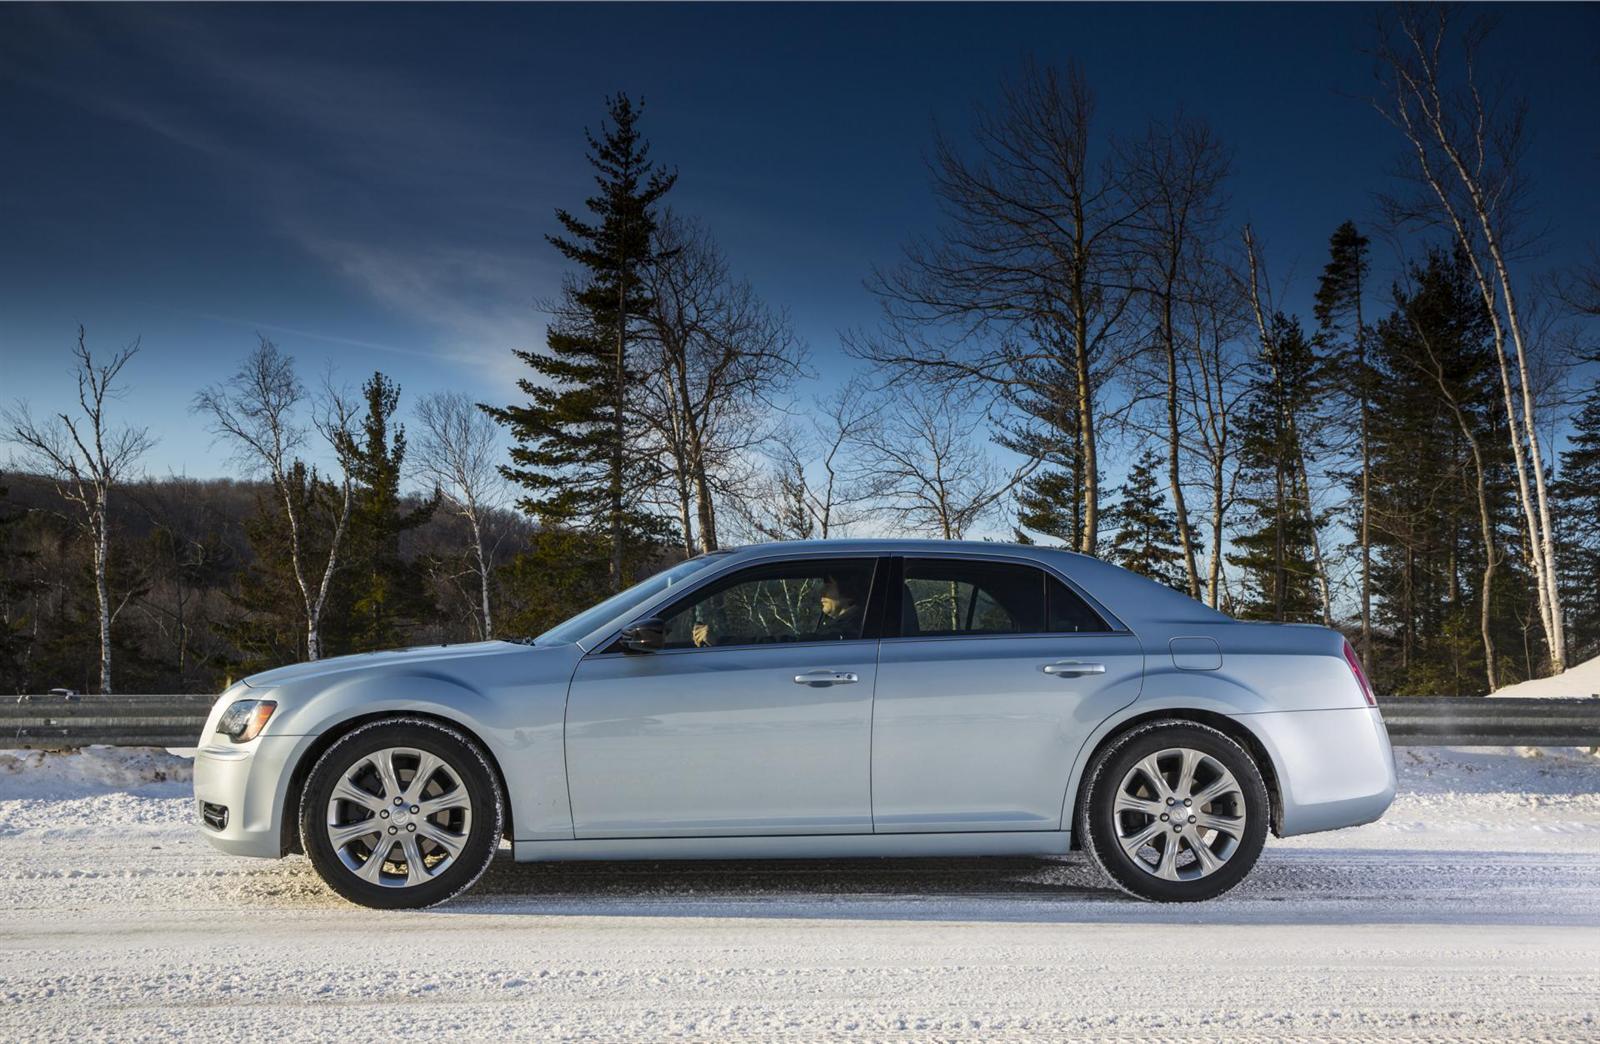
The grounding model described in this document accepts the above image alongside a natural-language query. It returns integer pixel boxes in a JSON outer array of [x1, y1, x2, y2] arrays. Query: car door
[[871, 554, 1144, 833], [564, 556, 885, 838]]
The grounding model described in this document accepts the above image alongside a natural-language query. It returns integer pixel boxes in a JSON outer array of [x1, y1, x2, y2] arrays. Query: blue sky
[[2, 2, 1597, 481]]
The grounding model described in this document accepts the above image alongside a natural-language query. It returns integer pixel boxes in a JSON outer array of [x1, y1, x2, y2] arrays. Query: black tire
[[1077, 719, 1269, 902], [300, 717, 503, 910]]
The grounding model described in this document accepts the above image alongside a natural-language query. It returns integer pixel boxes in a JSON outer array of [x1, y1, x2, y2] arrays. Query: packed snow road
[[2, 746, 1598, 1042]]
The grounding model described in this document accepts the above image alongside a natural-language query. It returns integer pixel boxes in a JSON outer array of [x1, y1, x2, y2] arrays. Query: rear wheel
[[300, 718, 502, 909], [1078, 720, 1268, 902]]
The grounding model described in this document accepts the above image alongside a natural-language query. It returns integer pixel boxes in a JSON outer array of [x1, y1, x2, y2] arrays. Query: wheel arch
[[1067, 707, 1284, 848], [278, 710, 515, 856]]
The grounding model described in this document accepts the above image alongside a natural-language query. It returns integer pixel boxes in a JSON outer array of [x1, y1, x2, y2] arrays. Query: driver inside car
[[691, 572, 866, 647]]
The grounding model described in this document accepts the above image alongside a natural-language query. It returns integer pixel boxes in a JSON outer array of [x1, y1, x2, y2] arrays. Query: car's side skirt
[[513, 830, 1072, 862]]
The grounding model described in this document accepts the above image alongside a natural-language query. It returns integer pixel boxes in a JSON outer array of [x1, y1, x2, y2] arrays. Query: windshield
[[534, 554, 727, 647]]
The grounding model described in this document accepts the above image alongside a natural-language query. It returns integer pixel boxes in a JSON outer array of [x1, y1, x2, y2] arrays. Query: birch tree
[[414, 392, 506, 640], [194, 337, 356, 661], [1374, 6, 1567, 672], [3, 327, 154, 694]]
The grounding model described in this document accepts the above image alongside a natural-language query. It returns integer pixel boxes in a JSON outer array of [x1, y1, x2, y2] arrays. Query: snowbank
[[1490, 653, 1600, 699], [0, 744, 193, 800]]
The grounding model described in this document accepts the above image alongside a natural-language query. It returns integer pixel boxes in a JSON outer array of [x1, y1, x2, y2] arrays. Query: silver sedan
[[194, 540, 1396, 908]]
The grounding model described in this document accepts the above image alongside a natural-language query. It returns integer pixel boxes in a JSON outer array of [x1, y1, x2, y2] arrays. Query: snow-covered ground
[[2, 745, 1598, 1042]]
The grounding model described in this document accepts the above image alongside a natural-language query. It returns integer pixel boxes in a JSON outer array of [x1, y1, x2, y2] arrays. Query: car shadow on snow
[[414, 847, 1600, 926]]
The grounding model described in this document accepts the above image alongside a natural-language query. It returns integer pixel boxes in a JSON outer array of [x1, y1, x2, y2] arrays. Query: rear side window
[[902, 559, 1045, 636], [1048, 575, 1110, 633]]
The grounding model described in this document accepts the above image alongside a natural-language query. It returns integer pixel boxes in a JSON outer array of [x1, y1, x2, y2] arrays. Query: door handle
[[1042, 661, 1106, 677], [793, 670, 859, 686]]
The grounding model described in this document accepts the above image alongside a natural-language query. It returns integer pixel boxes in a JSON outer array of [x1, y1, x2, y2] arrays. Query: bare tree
[[1178, 261, 1251, 608], [637, 213, 808, 554], [413, 392, 507, 640], [860, 385, 1033, 540], [734, 379, 884, 542], [3, 327, 155, 693], [849, 60, 1143, 554], [1373, 6, 1566, 672], [193, 337, 355, 661], [1128, 116, 1231, 598]]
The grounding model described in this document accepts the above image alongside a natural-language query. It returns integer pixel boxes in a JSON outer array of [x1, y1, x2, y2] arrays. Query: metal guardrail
[[3, 693, 1599, 749], [3, 694, 214, 749]]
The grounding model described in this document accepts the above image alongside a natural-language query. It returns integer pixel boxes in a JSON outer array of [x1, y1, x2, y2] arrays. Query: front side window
[[657, 559, 877, 649]]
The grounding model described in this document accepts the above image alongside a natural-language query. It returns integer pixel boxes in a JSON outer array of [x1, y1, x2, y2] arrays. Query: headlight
[[216, 699, 277, 743]]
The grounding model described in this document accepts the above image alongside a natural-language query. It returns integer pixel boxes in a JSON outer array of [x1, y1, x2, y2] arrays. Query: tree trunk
[[94, 509, 112, 695], [470, 514, 493, 640], [1164, 306, 1201, 598]]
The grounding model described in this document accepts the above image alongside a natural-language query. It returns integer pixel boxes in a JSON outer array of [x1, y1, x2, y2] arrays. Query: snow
[[1490, 652, 1600, 699], [2, 744, 1599, 1041]]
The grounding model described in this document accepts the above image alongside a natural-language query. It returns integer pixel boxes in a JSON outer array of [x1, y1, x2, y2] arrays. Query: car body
[[194, 539, 1396, 905]]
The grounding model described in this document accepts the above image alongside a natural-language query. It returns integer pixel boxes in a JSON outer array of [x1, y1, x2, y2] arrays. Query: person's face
[[820, 579, 854, 618]]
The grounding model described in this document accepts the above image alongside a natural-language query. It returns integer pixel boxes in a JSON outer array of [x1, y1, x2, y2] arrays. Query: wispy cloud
[[3, 5, 573, 381]]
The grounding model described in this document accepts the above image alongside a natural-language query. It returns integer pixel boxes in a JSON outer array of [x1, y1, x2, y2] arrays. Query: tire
[[1077, 719, 1269, 902], [300, 717, 503, 910]]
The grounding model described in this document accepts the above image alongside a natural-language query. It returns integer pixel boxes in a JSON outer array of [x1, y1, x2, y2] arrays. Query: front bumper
[[193, 735, 307, 858]]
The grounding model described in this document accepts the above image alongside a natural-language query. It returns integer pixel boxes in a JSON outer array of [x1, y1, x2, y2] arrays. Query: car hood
[[239, 640, 530, 690]]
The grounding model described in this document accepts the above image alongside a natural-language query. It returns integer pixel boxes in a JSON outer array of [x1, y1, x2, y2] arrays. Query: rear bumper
[[1248, 706, 1396, 837], [192, 736, 305, 858]]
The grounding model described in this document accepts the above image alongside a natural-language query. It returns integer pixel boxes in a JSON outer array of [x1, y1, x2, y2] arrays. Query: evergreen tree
[[1314, 221, 1374, 658], [1003, 367, 1095, 551], [1555, 368, 1600, 663], [1229, 313, 1322, 621], [340, 373, 439, 652], [1107, 447, 1185, 588], [0, 485, 38, 692], [486, 93, 676, 592], [1366, 246, 1522, 694]]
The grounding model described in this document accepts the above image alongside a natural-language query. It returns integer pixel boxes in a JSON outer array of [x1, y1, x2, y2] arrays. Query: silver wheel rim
[[325, 746, 473, 889], [1113, 747, 1246, 882]]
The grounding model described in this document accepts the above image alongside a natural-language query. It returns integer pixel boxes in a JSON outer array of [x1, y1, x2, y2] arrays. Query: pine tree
[[1314, 221, 1374, 658], [1108, 447, 1185, 588], [486, 94, 676, 593], [0, 485, 38, 692], [341, 373, 438, 652], [1555, 369, 1600, 662], [1229, 313, 1322, 621], [1367, 247, 1520, 694]]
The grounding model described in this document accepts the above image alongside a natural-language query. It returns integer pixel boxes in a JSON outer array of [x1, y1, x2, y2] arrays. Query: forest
[[2, 7, 1597, 698]]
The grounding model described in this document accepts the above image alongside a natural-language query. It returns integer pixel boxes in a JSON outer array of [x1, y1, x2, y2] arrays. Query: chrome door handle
[[793, 670, 859, 686], [1042, 661, 1106, 676]]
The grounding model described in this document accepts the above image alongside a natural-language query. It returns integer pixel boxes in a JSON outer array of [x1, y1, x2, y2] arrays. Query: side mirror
[[619, 617, 666, 654]]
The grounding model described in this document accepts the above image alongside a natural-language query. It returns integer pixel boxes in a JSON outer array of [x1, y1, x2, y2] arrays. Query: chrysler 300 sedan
[[194, 540, 1396, 907]]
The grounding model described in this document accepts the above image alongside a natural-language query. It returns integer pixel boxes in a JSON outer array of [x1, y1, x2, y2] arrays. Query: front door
[[871, 555, 1144, 833], [565, 556, 883, 838]]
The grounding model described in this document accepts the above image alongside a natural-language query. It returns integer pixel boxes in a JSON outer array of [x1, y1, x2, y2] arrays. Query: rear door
[[871, 554, 1143, 833]]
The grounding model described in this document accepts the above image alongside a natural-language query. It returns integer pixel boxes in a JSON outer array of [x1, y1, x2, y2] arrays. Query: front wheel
[[300, 717, 503, 909], [1078, 720, 1269, 902]]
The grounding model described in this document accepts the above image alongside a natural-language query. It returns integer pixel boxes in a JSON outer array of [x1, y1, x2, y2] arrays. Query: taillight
[[1343, 641, 1377, 707]]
